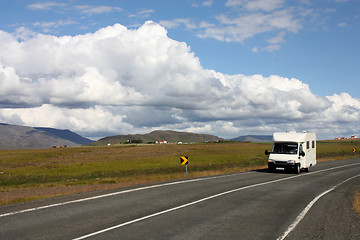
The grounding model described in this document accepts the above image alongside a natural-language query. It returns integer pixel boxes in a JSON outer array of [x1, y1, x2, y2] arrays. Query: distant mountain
[[0, 123, 92, 149], [34, 127, 92, 145], [91, 130, 224, 145], [231, 135, 272, 142]]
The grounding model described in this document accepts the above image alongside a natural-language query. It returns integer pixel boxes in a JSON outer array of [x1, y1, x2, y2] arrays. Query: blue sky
[[0, 0, 359, 140], [1, 0, 359, 97]]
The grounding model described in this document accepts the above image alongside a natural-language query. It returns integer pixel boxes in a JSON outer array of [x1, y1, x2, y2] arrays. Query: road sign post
[[353, 148, 357, 156], [180, 156, 189, 179]]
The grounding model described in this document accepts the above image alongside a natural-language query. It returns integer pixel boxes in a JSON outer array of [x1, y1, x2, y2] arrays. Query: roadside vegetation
[[0, 139, 359, 205], [355, 191, 360, 216]]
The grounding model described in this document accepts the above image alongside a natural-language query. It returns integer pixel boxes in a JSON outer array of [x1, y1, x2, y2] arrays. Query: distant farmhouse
[[335, 135, 358, 140]]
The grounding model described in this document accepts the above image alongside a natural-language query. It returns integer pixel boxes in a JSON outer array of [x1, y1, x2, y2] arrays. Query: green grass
[[0, 143, 267, 187], [317, 139, 359, 160], [0, 140, 359, 205]]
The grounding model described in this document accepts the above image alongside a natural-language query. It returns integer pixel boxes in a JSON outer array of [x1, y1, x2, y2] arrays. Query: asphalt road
[[1, 158, 360, 240]]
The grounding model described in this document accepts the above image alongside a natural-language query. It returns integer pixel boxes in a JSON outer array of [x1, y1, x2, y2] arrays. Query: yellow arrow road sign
[[180, 156, 188, 165]]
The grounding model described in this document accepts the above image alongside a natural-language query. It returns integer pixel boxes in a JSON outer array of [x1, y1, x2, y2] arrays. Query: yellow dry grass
[[354, 191, 360, 216], [0, 165, 267, 206]]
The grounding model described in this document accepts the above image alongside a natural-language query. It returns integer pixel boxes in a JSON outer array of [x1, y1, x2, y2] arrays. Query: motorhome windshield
[[272, 142, 298, 154]]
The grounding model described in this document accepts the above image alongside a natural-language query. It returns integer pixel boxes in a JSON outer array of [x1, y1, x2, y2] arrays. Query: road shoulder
[[287, 176, 360, 240]]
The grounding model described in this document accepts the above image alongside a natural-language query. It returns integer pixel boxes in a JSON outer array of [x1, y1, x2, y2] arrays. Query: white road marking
[[277, 173, 360, 240], [1, 162, 360, 239], [1, 163, 359, 220], [0, 172, 249, 218], [73, 163, 360, 240], [73, 175, 301, 240]]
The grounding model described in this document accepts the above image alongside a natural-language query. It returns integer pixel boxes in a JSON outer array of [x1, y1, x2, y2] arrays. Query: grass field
[[0, 139, 359, 205]]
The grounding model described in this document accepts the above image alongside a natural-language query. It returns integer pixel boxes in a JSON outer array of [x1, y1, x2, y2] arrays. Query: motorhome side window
[[312, 141, 315, 148], [306, 141, 310, 149], [272, 142, 298, 154]]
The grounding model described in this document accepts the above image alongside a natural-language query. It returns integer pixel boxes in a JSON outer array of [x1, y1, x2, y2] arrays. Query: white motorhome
[[265, 132, 316, 174]]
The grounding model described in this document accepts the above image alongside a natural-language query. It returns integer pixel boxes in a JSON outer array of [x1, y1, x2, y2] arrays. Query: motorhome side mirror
[[300, 151, 305, 157], [265, 150, 270, 155]]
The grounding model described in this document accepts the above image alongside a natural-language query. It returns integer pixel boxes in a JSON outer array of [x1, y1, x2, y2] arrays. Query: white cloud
[[197, 9, 301, 43], [162, 3, 303, 49], [162, 0, 339, 53], [160, 18, 197, 30], [267, 31, 286, 44], [251, 46, 259, 53], [28, 2, 66, 11], [75, 5, 122, 15], [338, 22, 347, 27], [134, 9, 154, 18], [226, 0, 285, 12], [0, 22, 358, 139], [262, 44, 281, 52], [258, 31, 286, 52], [203, 0, 214, 7], [325, 93, 360, 122], [33, 19, 78, 32]]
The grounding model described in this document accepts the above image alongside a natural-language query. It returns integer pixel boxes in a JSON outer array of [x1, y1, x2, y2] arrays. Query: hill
[[231, 135, 272, 142], [34, 127, 92, 145], [0, 123, 92, 149], [91, 130, 224, 145]]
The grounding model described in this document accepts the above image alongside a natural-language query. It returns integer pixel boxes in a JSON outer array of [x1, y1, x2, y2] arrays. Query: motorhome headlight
[[287, 160, 296, 164], [268, 159, 275, 163]]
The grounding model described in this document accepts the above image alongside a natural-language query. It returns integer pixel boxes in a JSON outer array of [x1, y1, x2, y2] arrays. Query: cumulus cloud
[[0, 21, 359, 139]]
